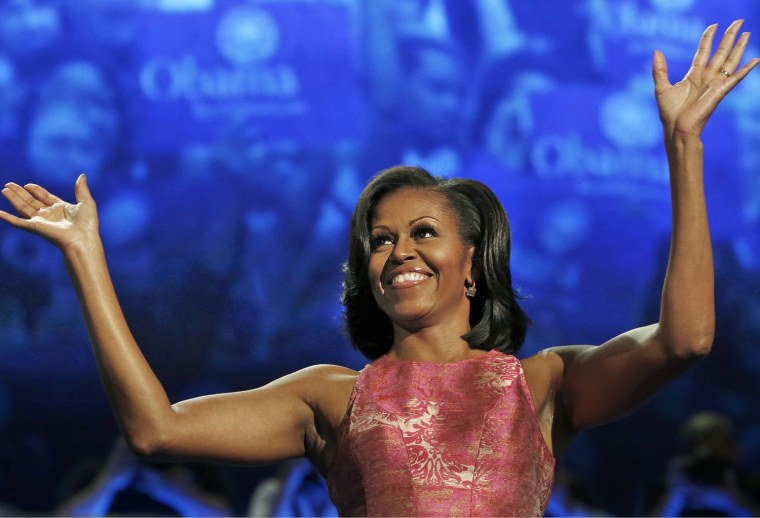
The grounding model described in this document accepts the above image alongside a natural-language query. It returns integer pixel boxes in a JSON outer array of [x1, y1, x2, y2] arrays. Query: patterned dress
[[327, 350, 555, 516]]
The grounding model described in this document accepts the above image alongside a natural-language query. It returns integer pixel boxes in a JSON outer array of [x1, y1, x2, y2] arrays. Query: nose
[[389, 235, 416, 263]]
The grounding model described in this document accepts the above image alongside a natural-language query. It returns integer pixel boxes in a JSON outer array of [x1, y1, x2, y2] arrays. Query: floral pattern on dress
[[331, 350, 555, 517]]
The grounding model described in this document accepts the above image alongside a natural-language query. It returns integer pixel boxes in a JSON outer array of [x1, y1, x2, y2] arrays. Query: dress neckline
[[376, 348, 502, 366]]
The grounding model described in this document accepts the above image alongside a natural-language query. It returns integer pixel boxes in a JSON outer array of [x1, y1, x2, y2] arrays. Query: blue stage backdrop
[[1, 0, 759, 515]]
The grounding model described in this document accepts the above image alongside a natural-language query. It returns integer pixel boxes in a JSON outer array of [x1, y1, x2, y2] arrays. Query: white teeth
[[392, 272, 428, 284]]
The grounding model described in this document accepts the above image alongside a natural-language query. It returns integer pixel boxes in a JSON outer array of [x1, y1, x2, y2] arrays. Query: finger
[[691, 23, 718, 68], [0, 209, 34, 231], [24, 183, 64, 206], [2, 183, 45, 218], [723, 56, 760, 87], [74, 174, 94, 204], [652, 50, 672, 93], [707, 19, 744, 72], [720, 31, 751, 75]]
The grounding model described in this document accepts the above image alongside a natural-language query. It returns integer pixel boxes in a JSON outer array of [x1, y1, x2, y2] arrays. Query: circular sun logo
[[216, 5, 280, 66]]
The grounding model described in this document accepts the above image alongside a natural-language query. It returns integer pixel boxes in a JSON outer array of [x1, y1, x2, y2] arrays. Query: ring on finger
[[720, 68, 732, 77]]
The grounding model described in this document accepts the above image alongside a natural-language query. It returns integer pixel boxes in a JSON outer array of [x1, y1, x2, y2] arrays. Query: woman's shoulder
[[294, 363, 361, 380], [520, 348, 564, 375], [287, 364, 360, 415], [287, 365, 361, 468], [518, 345, 596, 418], [518, 348, 572, 410], [260, 364, 359, 419], [283, 364, 360, 399], [520, 344, 595, 377]]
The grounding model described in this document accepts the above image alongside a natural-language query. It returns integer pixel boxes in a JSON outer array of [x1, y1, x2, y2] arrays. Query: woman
[[1, 21, 757, 516]]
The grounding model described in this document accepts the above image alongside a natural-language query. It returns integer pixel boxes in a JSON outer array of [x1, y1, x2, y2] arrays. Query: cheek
[[430, 249, 465, 275], [367, 255, 385, 295], [432, 250, 470, 290]]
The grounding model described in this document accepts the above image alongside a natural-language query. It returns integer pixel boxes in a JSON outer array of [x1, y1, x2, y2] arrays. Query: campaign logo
[[140, 4, 297, 102], [587, 0, 706, 76], [528, 83, 669, 193], [216, 5, 280, 65], [616, 1, 703, 44], [135, 1, 360, 152]]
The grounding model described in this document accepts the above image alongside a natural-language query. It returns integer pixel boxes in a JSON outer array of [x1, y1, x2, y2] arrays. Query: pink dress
[[326, 349, 555, 517]]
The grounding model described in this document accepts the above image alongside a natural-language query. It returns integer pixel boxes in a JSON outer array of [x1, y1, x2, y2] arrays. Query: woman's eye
[[370, 234, 393, 250], [412, 226, 437, 239]]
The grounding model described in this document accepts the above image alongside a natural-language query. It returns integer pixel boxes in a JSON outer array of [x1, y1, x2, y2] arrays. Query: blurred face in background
[[214, 125, 317, 215], [401, 45, 466, 147], [251, 140, 312, 209], [25, 61, 120, 185], [25, 103, 110, 185], [0, 0, 61, 56]]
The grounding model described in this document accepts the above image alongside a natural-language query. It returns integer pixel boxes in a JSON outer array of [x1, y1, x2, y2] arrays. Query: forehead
[[371, 188, 454, 225]]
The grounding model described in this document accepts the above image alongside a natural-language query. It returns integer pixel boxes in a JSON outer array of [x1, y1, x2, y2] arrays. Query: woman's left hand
[[654, 19, 759, 140]]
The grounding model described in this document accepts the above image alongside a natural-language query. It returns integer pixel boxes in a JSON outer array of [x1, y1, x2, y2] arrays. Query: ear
[[465, 245, 480, 285]]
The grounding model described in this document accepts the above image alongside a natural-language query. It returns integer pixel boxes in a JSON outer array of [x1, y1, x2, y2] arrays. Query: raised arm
[[541, 21, 759, 436], [0, 177, 355, 467]]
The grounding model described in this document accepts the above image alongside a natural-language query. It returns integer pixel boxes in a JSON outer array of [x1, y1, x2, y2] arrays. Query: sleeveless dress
[[326, 349, 555, 517]]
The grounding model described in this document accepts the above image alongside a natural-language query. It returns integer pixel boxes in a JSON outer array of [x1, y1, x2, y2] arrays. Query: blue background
[[1, 0, 759, 515]]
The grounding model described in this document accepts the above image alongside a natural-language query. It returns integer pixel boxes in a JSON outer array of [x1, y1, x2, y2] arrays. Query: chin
[[387, 303, 436, 327]]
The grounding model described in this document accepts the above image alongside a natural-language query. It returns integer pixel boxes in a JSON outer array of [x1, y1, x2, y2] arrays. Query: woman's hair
[[342, 165, 529, 360]]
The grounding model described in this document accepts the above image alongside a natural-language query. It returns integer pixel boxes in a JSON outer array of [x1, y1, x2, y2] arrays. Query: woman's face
[[368, 188, 474, 331]]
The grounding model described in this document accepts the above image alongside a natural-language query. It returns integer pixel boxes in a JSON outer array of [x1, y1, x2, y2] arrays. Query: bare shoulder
[[276, 364, 360, 473], [274, 363, 360, 386], [521, 349, 564, 391], [279, 364, 358, 413], [521, 345, 595, 398], [270, 364, 359, 413]]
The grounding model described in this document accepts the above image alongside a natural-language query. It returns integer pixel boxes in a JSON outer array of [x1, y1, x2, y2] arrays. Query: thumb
[[74, 174, 94, 204], [652, 50, 671, 93]]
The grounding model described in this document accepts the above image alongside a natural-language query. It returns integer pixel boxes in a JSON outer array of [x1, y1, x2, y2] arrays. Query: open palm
[[654, 20, 760, 139], [0, 174, 100, 252]]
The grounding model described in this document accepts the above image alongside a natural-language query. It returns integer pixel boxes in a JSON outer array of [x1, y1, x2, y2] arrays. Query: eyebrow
[[409, 215, 441, 225], [371, 215, 441, 231]]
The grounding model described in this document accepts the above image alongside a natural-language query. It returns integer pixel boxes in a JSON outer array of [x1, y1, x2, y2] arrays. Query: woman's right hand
[[0, 174, 100, 253]]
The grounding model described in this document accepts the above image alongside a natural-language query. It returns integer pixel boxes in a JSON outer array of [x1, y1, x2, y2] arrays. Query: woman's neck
[[386, 325, 486, 363]]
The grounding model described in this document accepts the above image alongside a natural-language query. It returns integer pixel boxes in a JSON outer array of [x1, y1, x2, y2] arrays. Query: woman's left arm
[[548, 20, 759, 433]]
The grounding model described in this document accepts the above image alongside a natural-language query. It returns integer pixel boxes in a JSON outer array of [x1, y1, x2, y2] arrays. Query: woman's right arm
[[0, 176, 355, 464]]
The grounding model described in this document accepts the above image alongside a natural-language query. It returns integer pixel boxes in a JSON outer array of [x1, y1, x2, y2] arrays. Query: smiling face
[[368, 188, 475, 333]]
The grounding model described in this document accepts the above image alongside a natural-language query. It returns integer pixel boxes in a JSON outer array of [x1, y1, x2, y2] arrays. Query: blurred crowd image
[[1, 0, 760, 515]]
